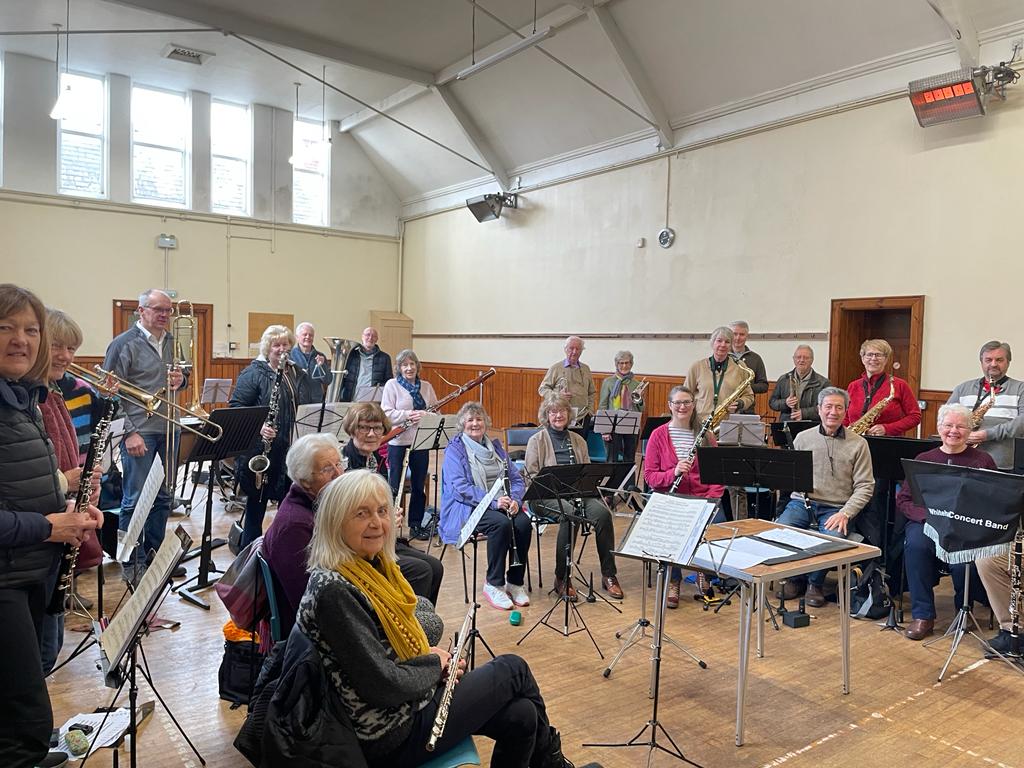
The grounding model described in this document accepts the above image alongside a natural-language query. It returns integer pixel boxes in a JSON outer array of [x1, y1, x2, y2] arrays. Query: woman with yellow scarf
[[298, 470, 580, 768]]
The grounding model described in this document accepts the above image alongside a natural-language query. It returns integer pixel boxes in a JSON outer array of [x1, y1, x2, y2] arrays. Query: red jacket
[[844, 373, 921, 436], [643, 423, 725, 497]]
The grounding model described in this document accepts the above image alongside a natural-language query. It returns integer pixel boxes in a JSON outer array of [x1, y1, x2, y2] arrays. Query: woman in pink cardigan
[[643, 384, 726, 607]]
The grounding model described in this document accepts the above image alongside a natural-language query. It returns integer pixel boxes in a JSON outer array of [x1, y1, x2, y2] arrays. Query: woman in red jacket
[[643, 385, 726, 607], [843, 339, 921, 436]]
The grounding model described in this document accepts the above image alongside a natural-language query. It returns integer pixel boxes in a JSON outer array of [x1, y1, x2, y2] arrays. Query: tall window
[[292, 119, 329, 226], [58, 72, 106, 198], [210, 100, 251, 216], [131, 85, 188, 206]]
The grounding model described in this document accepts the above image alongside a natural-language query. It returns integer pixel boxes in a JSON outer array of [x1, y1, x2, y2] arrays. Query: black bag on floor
[[219, 639, 264, 705], [850, 561, 891, 620]]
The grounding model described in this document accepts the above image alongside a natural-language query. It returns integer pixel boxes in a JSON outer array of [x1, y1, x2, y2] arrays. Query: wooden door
[[370, 310, 413, 361], [829, 296, 924, 394], [113, 299, 214, 402]]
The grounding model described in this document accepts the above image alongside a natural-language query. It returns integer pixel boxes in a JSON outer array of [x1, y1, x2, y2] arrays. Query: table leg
[[839, 563, 850, 694], [735, 581, 752, 747], [755, 579, 765, 658]]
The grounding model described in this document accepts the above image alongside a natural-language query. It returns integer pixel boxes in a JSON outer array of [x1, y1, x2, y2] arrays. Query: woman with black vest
[[0, 284, 102, 768]]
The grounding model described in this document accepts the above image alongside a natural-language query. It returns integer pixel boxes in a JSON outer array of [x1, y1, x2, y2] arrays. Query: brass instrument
[[68, 362, 223, 442], [503, 458, 522, 568], [172, 300, 209, 419], [849, 363, 899, 436], [323, 336, 358, 402], [426, 607, 474, 752], [248, 355, 287, 489], [630, 378, 649, 409], [971, 375, 998, 429], [48, 397, 117, 615]]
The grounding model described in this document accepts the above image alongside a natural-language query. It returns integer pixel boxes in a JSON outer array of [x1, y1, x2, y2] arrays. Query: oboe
[[426, 607, 474, 751], [503, 458, 522, 568]]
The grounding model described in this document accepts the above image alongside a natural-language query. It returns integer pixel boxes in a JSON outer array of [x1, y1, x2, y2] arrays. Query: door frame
[[828, 295, 925, 394]]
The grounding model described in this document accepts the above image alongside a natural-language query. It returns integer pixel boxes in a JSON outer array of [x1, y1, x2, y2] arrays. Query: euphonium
[[249, 355, 287, 489]]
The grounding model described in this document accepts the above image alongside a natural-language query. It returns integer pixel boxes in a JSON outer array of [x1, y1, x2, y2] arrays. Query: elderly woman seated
[[296, 470, 579, 768], [895, 403, 995, 641], [440, 402, 530, 611]]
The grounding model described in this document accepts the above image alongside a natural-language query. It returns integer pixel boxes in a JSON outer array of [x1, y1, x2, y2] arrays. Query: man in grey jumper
[[947, 340, 1024, 470], [103, 289, 187, 576], [777, 387, 875, 607]]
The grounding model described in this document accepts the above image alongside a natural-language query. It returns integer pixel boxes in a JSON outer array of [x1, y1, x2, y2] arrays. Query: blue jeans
[[903, 521, 981, 620], [387, 445, 430, 529], [777, 499, 850, 586], [120, 431, 175, 564]]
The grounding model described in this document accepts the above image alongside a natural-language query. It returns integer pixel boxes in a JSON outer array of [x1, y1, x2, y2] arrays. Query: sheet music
[[458, 476, 504, 549], [692, 541, 766, 571], [756, 527, 830, 550], [56, 710, 130, 756], [618, 492, 715, 565], [294, 402, 351, 439], [200, 378, 232, 404], [116, 460, 164, 562], [355, 385, 383, 403], [593, 409, 641, 436], [101, 527, 191, 674]]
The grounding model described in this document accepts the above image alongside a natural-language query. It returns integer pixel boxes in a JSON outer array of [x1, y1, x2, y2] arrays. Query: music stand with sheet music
[[584, 493, 714, 767], [404, 413, 458, 551], [903, 459, 1024, 680], [200, 378, 232, 406], [863, 434, 941, 630], [518, 463, 604, 657], [83, 526, 203, 768], [593, 407, 641, 462], [697, 445, 814, 627], [354, 384, 384, 403], [567, 462, 631, 610], [294, 401, 351, 441], [174, 406, 267, 609]]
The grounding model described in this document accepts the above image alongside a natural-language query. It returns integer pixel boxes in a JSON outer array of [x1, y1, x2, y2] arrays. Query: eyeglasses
[[316, 460, 346, 476], [861, 352, 886, 359], [669, 400, 694, 407], [142, 305, 173, 315], [356, 424, 385, 434]]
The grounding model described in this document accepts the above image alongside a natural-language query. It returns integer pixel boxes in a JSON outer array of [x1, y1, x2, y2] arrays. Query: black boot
[[533, 727, 575, 768]]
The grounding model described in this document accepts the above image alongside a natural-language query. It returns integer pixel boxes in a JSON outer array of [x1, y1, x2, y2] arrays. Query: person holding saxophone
[[685, 326, 755, 423], [843, 339, 920, 436], [230, 325, 319, 547]]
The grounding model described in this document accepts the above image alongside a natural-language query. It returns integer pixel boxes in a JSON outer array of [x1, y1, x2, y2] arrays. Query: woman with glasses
[[597, 350, 644, 464], [231, 325, 320, 548], [262, 433, 346, 640], [341, 403, 443, 604], [382, 349, 439, 540], [843, 339, 921, 436], [643, 385, 727, 607]]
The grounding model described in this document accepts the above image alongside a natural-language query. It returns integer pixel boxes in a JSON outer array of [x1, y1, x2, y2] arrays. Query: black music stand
[[569, 462, 631, 610], [639, 416, 670, 489], [769, 420, 817, 449], [863, 434, 941, 630], [697, 445, 814, 627], [175, 406, 267, 610], [405, 414, 458, 552], [517, 464, 604, 658]]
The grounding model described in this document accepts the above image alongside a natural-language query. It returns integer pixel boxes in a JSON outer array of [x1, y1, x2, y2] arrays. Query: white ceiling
[[2, 0, 1023, 209]]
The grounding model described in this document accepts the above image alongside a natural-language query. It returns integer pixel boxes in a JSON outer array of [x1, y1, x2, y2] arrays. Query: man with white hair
[[538, 336, 596, 424], [769, 345, 831, 423], [290, 322, 333, 392], [728, 320, 768, 414], [341, 326, 392, 402]]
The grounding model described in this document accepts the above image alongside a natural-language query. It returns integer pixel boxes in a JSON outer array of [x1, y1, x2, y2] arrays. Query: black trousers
[[397, 542, 444, 606], [606, 433, 638, 467], [476, 508, 533, 587], [533, 497, 616, 580], [375, 654, 554, 768], [0, 583, 53, 768]]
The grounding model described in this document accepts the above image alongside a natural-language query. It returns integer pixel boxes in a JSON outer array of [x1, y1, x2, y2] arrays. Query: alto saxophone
[[248, 356, 288, 489], [971, 375, 998, 429], [426, 607, 474, 751], [850, 372, 896, 435]]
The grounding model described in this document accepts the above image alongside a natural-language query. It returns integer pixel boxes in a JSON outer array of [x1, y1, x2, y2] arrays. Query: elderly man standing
[[776, 387, 875, 606], [538, 335, 596, 426], [686, 326, 755, 424], [341, 326, 393, 402], [769, 345, 832, 423], [103, 288, 187, 580], [728, 320, 768, 414], [290, 322, 333, 393]]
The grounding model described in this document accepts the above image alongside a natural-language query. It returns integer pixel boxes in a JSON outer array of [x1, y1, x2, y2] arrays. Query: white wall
[[402, 90, 1024, 390]]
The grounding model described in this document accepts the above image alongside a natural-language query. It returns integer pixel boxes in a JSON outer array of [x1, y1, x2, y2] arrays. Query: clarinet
[[564, 433, 586, 517], [669, 415, 713, 494], [1010, 525, 1023, 655], [503, 458, 522, 568], [248, 356, 288, 489], [426, 607, 474, 751], [48, 397, 117, 615]]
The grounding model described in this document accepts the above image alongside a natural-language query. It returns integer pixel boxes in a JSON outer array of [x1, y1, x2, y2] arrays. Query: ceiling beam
[[432, 84, 510, 191], [586, 4, 674, 149], [926, 0, 980, 69], [106, 0, 434, 84], [339, 84, 430, 132]]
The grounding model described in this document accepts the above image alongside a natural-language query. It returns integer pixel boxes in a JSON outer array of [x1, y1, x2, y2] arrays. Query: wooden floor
[[48, 480, 1024, 768]]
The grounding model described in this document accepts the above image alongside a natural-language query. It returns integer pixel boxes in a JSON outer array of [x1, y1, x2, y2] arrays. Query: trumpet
[[68, 362, 223, 443], [630, 378, 649, 409]]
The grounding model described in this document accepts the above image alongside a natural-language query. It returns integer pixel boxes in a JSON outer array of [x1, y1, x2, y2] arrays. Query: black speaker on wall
[[466, 193, 517, 223]]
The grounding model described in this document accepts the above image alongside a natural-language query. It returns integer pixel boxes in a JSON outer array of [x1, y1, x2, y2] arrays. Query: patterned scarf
[[611, 373, 634, 410], [396, 375, 426, 410], [336, 556, 429, 661], [40, 384, 80, 473]]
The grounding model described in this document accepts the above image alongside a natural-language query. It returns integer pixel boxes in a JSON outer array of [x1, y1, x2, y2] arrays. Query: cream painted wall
[[0, 194, 399, 357], [402, 90, 1024, 390]]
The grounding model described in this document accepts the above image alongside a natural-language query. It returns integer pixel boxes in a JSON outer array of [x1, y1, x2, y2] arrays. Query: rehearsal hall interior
[[2, 1, 1024, 767]]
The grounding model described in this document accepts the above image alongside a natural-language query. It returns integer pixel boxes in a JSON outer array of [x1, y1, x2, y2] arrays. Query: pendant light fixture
[[49, 0, 72, 120]]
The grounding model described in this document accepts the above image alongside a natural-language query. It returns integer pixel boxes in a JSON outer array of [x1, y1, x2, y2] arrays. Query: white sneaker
[[506, 582, 530, 607], [483, 582, 514, 610]]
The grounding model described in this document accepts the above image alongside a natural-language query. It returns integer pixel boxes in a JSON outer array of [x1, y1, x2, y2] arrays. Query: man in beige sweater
[[776, 387, 875, 607], [538, 336, 596, 424]]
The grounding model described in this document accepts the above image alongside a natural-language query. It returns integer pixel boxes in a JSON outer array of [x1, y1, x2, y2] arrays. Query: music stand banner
[[903, 459, 1023, 564]]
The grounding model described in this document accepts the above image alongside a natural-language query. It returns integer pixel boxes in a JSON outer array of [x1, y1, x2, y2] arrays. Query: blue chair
[[585, 430, 607, 462], [256, 552, 283, 644], [418, 736, 480, 768]]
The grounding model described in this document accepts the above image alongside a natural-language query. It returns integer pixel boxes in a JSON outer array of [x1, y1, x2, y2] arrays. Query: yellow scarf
[[337, 556, 429, 661]]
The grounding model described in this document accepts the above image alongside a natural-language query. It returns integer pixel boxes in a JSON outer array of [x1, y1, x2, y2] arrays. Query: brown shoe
[[904, 618, 934, 641], [602, 575, 624, 600], [553, 577, 578, 602], [804, 582, 826, 608], [667, 579, 680, 609]]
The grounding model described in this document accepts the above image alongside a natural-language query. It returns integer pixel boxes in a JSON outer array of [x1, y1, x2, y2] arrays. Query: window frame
[[209, 98, 252, 217], [130, 83, 191, 209], [56, 70, 108, 199], [291, 116, 330, 227]]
